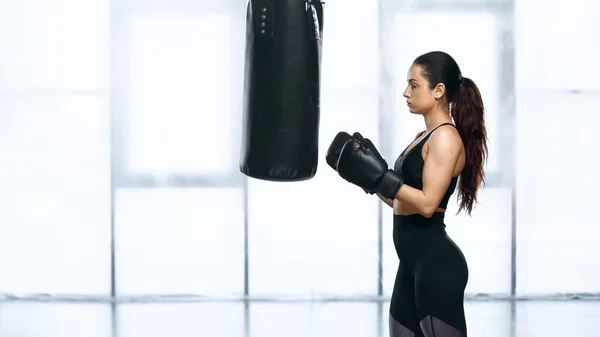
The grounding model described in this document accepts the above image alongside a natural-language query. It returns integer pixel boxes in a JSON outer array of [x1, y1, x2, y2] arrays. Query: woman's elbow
[[419, 205, 437, 218]]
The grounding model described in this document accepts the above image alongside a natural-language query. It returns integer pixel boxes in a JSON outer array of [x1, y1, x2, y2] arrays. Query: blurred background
[[0, 0, 599, 336]]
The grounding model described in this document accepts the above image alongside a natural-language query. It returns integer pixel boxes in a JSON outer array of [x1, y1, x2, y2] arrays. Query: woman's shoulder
[[428, 124, 463, 149]]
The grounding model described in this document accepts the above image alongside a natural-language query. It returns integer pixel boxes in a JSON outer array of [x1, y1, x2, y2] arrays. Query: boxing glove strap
[[376, 170, 404, 200]]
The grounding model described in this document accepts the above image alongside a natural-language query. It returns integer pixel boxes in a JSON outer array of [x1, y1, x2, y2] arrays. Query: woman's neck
[[423, 108, 452, 132]]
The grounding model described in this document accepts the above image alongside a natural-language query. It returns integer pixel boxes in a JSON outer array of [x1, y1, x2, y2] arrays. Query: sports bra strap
[[430, 122, 455, 133], [420, 122, 456, 142]]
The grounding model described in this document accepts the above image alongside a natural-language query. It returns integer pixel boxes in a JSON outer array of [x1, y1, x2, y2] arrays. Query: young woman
[[328, 51, 488, 336]]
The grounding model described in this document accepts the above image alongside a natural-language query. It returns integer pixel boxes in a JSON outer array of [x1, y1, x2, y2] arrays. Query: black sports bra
[[393, 123, 459, 210]]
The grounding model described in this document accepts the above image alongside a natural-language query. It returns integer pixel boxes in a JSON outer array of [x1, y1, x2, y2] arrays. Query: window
[[0, 303, 111, 336], [515, 1, 599, 294], [382, 187, 513, 295], [122, 0, 229, 12], [117, 303, 245, 336], [394, 11, 503, 173], [464, 303, 512, 336], [0, 0, 108, 91], [320, 0, 378, 91], [515, 92, 600, 293], [516, 302, 600, 336], [251, 303, 378, 336], [0, 95, 111, 294], [397, 0, 508, 10], [515, 0, 600, 91], [123, 13, 239, 176], [247, 92, 380, 296], [114, 187, 245, 296]]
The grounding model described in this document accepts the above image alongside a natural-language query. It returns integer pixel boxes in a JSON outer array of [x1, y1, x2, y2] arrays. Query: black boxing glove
[[374, 170, 405, 200], [351, 132, 385, 195], [351, 133, 386, 165], [337, 137, 405, 200], [325, 131, 353, 171], [326, 131, 376, 195]]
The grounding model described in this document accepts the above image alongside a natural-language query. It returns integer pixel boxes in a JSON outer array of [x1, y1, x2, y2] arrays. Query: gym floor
[[1, 300, 598, 336]]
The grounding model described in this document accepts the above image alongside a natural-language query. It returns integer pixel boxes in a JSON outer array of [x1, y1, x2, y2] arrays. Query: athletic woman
[[327, 50, 488, 336]]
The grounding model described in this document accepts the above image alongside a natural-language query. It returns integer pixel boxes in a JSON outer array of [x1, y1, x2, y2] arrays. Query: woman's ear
[[433, 83, 446, 99]]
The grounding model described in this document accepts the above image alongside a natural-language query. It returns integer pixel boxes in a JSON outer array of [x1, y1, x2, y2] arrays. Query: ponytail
[[451, 77, 488, 216]]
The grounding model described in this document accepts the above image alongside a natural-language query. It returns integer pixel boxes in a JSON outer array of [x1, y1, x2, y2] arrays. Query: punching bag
[[239, 0, 325, 182]]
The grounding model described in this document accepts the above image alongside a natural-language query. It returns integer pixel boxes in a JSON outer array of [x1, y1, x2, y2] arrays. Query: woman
[[328, 51, 487, 336]]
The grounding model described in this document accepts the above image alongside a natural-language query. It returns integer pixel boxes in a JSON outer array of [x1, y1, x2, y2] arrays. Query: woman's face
[[402, 64, 440, 115]]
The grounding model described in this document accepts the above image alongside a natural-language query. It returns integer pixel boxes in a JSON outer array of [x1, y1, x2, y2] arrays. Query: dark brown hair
[[413, 51, 488, 215]]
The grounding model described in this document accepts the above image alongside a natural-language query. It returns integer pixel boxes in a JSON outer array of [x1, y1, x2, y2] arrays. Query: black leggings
[[389, 213, 469, 337]]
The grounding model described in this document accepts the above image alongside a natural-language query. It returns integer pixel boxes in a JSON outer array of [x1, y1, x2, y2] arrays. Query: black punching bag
[[239, 0, 325, 182]]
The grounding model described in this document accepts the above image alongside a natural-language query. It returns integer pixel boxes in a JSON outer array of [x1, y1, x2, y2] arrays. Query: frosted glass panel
[[516, 92, 600, 293], [399, 0, 506, 7], [250, 303, 378, 337], [248, 93, 380, 296], [394, 11, 502, 172], [0, 95, 111, 294], [126, 13, 238, 175], [115, 188, 244, 296], [320, 0, 378, 91], [118, 303, 245, 337], [515, 0, 600, 91], [0, 0, 108, 91], [383, 187, 512, 295], [516, 302, 600, 337], [0, 303, 111, 337]]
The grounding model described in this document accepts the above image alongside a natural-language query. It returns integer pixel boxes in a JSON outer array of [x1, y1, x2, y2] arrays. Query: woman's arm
[[393, 127, 462, 217]]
